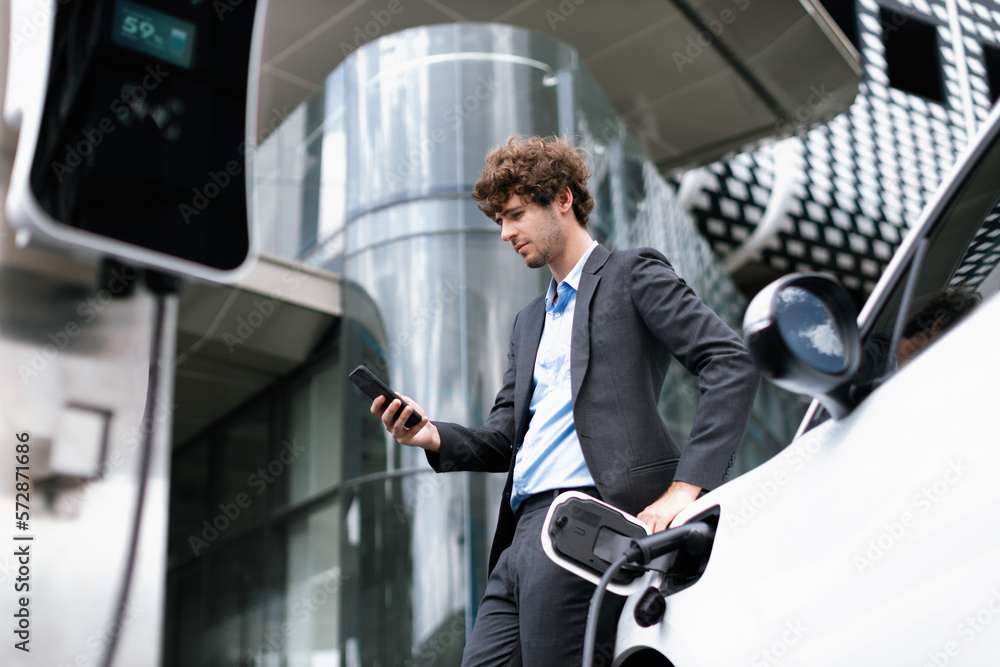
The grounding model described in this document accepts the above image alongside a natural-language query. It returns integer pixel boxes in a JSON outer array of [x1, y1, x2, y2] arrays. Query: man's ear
[[556, 184, 574, 213]]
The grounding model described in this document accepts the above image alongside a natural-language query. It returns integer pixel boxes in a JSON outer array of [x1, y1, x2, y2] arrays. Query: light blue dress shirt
[[510, 240, 598, 513]]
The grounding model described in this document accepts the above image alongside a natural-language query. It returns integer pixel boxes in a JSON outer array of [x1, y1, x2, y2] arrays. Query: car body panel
[[613, 96, 1000, 662]]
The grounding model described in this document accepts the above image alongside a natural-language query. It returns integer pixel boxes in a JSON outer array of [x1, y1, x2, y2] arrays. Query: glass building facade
[[165, 23, 805, 667]]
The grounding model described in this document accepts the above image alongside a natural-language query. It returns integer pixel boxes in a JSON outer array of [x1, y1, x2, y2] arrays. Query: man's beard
[[522, 209, 562, 268]]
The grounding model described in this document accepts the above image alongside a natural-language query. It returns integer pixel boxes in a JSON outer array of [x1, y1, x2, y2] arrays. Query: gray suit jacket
[[427, 244, 759, 571]]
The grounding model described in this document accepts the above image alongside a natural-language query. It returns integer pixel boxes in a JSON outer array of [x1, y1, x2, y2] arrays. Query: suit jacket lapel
[[571, 244, 610, 404], [515, 296, 545, 442]]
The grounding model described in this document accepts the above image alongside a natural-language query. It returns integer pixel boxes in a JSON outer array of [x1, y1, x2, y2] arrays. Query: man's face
[[495, 194, 563, 269]]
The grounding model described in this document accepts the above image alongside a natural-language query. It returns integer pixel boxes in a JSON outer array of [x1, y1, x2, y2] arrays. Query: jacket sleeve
[[628, 248, 760, 490], [425, 312, 520, 474]]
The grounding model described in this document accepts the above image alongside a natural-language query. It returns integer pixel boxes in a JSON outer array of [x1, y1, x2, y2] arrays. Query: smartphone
[[348, 365, 422, 428]]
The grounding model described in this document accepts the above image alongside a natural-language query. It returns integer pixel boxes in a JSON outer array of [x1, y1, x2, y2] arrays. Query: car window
[[802, 117, 1000, 431], [863, 138, 999, 367]]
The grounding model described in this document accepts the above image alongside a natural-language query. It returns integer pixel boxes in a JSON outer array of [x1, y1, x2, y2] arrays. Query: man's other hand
[[637, 480, 702, 533]]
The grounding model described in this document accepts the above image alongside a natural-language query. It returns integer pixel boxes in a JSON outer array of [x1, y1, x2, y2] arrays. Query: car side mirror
[[743, 273, 860, 419]]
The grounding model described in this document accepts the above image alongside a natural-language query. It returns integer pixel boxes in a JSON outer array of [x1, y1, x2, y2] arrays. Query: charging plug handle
[[627, 521, 714, 565]]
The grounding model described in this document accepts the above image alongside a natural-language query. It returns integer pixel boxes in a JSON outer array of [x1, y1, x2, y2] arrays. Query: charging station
[[0, 1, 267, 664], [5, 0, 266, 281]]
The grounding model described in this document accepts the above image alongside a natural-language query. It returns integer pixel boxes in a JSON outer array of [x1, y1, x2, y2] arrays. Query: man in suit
[[372, 136, 759, 665]]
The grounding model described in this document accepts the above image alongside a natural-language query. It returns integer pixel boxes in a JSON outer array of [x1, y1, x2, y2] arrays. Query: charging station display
[[112, 0, 196, 69], [15, 0, 263, 277]]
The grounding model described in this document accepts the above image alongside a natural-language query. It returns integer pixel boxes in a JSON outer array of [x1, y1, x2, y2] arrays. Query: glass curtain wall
[[166, 22, 806, 667], [336, 26, 569, 662]]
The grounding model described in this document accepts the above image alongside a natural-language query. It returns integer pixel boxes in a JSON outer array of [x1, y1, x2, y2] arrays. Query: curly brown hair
[[903, 285, 982, 339], [472, 135, 594, 227]]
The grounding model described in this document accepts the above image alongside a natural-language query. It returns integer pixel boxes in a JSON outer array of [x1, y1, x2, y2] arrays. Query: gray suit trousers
[[460, 498, 624, 667]]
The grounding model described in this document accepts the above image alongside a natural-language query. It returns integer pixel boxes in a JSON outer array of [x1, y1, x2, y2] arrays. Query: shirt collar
[[545, 239, 598, 309]]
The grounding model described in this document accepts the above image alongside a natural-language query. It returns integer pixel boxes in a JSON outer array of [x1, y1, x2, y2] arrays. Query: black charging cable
[[99, 269, 181, 667], [582, 522, 714, 667]]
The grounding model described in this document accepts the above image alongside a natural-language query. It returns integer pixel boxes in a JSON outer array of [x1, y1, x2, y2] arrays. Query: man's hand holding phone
[[350, 365, 440, 452], [370, 393, 440, 452]]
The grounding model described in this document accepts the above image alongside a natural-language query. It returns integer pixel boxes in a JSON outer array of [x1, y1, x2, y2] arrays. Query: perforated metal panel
[[687, 0, 1000, 297]]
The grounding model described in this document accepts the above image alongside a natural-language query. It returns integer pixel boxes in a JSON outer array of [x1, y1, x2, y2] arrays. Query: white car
[[556, 99, 1000, 667]]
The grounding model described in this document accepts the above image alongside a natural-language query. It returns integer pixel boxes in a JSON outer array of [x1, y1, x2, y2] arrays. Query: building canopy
[[256, 0, 861, 173]]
